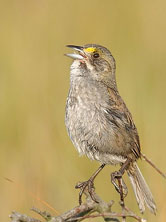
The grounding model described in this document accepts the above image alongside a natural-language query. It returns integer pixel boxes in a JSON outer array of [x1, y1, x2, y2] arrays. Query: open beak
[[65, 45, 85, 60]]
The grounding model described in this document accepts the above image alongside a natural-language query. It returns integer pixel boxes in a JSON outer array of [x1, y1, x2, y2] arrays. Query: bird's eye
[[93, 53, 99, 58]]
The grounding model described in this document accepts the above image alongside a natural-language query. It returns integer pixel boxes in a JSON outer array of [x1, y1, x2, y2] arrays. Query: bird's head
[[65, 44, 116, 87]]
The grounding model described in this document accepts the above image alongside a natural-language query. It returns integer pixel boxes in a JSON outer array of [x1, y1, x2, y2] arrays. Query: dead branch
[[141, 153, 166, 179], [9, 188, 146, 222]]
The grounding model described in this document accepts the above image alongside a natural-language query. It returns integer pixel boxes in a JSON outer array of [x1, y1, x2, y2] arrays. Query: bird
[[65, 44, 156, 214]]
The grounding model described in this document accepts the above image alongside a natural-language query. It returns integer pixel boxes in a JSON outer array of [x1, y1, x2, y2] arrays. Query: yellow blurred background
[[0, 0, 166, 221]]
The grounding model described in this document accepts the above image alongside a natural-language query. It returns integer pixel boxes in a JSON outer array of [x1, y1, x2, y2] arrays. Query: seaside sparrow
[[65, 44, 156, 214]]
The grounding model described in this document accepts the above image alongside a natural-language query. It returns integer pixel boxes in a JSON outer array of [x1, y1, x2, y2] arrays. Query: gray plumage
[[65, 44, 156, 214]]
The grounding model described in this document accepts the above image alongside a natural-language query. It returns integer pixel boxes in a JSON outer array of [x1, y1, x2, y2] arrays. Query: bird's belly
[[66, 101, 130, 165]]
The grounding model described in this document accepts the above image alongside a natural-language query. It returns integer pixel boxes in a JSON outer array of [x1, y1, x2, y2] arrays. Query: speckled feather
[[65, 46, 140, 165]]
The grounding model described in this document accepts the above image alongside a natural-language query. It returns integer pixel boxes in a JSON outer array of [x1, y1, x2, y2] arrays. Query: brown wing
[[106, 87, 141, 158]]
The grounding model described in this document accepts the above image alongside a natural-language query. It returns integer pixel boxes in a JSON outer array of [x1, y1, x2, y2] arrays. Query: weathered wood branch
[[9, 188, 146, 222]]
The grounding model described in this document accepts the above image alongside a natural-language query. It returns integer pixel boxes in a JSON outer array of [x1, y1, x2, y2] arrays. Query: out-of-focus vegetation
[[0, 1, 166, 221]]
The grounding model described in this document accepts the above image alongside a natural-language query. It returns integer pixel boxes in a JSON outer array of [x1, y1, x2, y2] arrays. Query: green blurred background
[[0, 0, 166, 221]]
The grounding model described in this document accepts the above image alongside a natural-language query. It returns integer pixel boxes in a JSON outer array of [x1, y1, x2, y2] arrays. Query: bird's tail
[[127, 162, 157, 214]]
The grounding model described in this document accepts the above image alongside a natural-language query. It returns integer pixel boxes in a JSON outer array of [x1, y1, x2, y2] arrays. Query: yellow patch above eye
[[83, 47, 96, 53]]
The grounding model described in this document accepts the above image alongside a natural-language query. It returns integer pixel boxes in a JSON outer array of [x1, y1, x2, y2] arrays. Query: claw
[[75, 180, 98, 205], [111, 171, 128, 198]]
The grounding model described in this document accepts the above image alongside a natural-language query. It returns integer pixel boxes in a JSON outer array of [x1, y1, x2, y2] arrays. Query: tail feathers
[[127, 162, 157, 214]]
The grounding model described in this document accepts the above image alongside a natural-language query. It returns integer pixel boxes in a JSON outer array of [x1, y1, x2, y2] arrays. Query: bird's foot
[[111, 171, 128, 199], [75, 179, 98, 205]]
